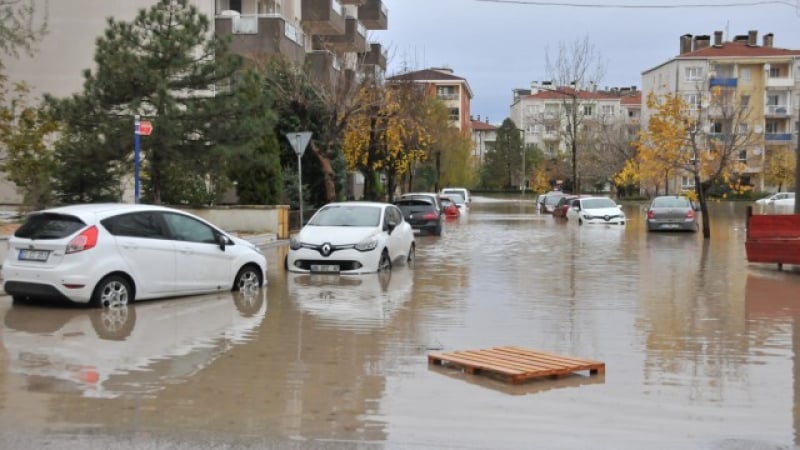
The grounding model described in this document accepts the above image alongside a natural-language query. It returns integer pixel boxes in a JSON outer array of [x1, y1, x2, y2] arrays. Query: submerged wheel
[[407, 242, 416, 265], [233, 265, 262, 292], [91, 275, 132, 308], [377, 250, 392, 272]]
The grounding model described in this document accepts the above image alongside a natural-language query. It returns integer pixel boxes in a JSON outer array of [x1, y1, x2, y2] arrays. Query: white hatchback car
[[565, 196, 626, 226], [2, 204, 267, 307], [286, 201, 415, 274]]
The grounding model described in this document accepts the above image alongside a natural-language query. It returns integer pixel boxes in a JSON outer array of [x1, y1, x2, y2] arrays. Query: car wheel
[[407, 242, 416, 266], [578, 218, 584, 226], [91, 275, 132, 308], [378, 250, 392, 272], [233, 264, 262, 292], [434, 221, 442, 236]]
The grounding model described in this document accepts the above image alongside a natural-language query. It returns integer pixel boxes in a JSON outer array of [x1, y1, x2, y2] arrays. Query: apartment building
[[2, 0, 389, 203], [509, 82, 640, 159], [641, 30, 800, 192], [386, 67, 474, 133], [470, 116, 496, 166]]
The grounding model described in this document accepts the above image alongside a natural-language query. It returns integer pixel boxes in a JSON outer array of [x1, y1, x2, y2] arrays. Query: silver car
[[646, 195, 698, 232]]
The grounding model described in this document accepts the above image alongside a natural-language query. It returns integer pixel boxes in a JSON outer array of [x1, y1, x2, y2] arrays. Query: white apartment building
[[509, 81, 641, 159]]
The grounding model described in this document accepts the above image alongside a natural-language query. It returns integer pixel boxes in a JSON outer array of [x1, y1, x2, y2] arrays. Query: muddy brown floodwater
[[1, 196, 799, 449]]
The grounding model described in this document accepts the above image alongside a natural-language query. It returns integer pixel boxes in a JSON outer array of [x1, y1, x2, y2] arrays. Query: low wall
[[179, 205, 290, 239]]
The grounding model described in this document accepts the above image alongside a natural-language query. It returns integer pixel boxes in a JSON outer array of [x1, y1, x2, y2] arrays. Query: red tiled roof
[[620, 94, 641, 106], [523, 87, 622, 101], [387, 68, 467, 82], [471, 120, 497, 131], [679, 40, 800, 58]]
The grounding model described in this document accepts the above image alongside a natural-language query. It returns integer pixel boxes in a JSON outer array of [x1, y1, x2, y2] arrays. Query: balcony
[[360, 42, 386, 71], [215, 14, 305, 65], [306, 50, 342, 87], [765, 133, 793, 142], [765, 105, 790, 117], [358, 0, 387, 30], [313, 16, 367, 53], [339, 0, 367, 4], [301, 0, 346, 35], [709, 77, 737, 88], [766, 77, 794, 88], [707, 105, 733, 117]]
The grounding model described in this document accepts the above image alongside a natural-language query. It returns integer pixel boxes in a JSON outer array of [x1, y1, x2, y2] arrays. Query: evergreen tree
[[481, 119, 523, 189], [47, 0, 274, 205]]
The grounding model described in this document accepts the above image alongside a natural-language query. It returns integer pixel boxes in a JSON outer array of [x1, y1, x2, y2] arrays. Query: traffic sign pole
[[134, 115, 141, 204], [286, 131, 313, 226]]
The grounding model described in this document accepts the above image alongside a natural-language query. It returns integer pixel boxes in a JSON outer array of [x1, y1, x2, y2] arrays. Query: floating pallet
[[428, 346, 605, 385]]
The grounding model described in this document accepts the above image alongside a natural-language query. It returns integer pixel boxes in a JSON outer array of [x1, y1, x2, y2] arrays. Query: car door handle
[[178, 246, 193, 254]]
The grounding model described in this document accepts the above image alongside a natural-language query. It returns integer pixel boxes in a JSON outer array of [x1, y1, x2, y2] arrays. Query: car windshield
[[582, 198, 616, 209], [307, 204, 381, 227], [447, 193, 465, 204], [14, 213, 86, 239], [653, 197, 691, 208]]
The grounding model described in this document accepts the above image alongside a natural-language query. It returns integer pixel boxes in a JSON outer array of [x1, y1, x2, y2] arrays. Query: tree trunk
[[310, 142, 337, 203], [696, 174, 711, 239]]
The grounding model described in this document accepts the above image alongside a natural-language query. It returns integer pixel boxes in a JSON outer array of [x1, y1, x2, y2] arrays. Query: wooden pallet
[[428, 346, 605, 385]]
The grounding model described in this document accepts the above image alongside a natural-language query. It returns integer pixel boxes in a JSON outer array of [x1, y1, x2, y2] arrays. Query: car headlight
[[289, 238, 302, 250], [354, 238, 378, 252]]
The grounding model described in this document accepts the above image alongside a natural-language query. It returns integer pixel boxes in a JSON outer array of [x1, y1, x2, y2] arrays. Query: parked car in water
[[565, 196, 626, 226], [398, 192, 443, 215], [646, 195, 699, 232], [538, 191, 567, 214], [2, 204, 267, 308], [395, 196, 444, 235], [286, 202, 415, 274], [552, 195, 581, 219], [439, 195, 461, 219], [441, 187, 471, 208], [755, 192, 795, 206]]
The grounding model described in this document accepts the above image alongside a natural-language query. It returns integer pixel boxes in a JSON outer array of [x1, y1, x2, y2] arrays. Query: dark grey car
[[646, 195, 698, 232]]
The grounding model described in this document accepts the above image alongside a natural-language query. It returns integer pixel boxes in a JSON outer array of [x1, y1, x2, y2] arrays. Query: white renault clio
[[2, 204, 267, 307]]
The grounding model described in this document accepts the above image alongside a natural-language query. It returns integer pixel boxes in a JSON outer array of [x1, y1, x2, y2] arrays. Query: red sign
[[138, 120, 153, 136]]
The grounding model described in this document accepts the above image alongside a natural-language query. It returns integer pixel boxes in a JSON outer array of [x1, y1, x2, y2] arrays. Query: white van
[[441, 188, 471, 208]]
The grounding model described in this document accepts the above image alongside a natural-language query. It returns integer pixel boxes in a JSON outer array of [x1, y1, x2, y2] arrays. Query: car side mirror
[[216, 233, 227, 251], [385, 219, 398, 233]]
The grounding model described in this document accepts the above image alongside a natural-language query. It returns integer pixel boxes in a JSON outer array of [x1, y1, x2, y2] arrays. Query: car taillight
[[647, 210, 655, 220], [66, 225, 98, 254], [422, 212, 438, 220], [686, 209, 695, 220]]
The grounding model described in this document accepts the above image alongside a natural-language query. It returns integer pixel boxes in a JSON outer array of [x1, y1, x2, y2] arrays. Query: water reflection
[[2, 290, 267, 398], [288, 267, 413, 329]]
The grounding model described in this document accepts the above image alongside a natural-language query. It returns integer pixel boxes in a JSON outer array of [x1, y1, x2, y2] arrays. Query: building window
[[685, 67, 703, 81], [684, 94, 700, 110], [765, 121, 779, 133], [738, 149, 747, 161], [740, 95, 750, 107], [681, 176, 696, 190], [602, 105, 615, 116], [738, 123, 748, 134], [448, 108, 459, 121], [769, 67, 781, 78], [544, 103, 559, 116], [545, 124, 557, 134], [437, 86, 457, 100], [740, 68, 751, 82], [583, 105, 593, 116]]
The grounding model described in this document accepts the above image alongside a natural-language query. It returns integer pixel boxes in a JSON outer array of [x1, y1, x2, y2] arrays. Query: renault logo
[[603, 215, 611, 221], [320, 242, 332, 257]]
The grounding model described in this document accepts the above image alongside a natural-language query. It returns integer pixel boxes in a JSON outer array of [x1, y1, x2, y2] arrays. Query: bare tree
[[544, 36, 605, 194], [0, 0, 47, 60]]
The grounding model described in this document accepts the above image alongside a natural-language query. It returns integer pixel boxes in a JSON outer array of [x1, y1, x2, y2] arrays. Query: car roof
[[396, 197, 434, 205], [32, 203, 184, 221]]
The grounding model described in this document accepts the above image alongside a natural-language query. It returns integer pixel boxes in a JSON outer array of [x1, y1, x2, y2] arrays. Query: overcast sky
[[376, 0, 800, 125]]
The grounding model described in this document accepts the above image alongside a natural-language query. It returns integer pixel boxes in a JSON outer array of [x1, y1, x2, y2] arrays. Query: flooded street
[[1, 196, 799, 449]]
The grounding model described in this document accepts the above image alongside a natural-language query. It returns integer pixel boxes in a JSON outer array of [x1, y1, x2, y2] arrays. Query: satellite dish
[[754, 125, 763, 134]]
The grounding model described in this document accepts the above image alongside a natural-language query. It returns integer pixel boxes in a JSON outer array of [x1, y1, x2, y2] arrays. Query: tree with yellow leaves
[[622, 88, 755, 238], [343, 80, 431, 201], [763, 147, 795, 193]]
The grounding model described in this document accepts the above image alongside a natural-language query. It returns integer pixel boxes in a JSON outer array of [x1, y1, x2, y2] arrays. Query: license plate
[[310, 264, 340, 273], [662, 224, 680, 229], [19, 249, 50, 261], [412, 228, 421, 233]]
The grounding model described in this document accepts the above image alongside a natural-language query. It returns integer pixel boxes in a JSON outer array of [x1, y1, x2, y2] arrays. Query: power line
[[474, 0, 797, 8]]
